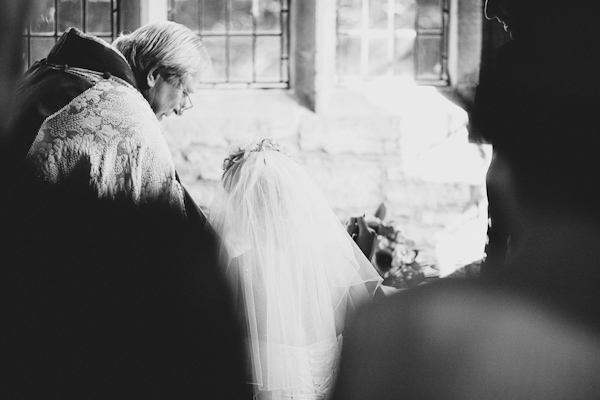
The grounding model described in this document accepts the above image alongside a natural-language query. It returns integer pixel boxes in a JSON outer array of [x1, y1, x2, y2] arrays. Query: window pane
[[337, 35, 361, 77], [415, 35, 442, 80], [230, 0, 253, 32], [87, 0, 112, 34], [394, 30, 414, 75], [112, 8, 118, 37], [255, 36, 280, 81], [395, 0, 416, 29], [228, 36, 253, 81], [58, 0, 83, 33], [30, 37, 56, 63], [202, 36, 227, 82], [416, 0, 442, 30], [96, 36, 112, 44], [171, 0, 199, 31], [370, 0, 388, 30], [369, 37, 388, 76], [202, 0, 226, 32], [338, 0, 362, 32], [258, 0, 281, 32], [31, 0, 56, 33], [336, 0, 446, 85]]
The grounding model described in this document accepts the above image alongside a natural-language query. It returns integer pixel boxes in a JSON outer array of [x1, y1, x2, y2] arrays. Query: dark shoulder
[[334, 279, 600, 400]]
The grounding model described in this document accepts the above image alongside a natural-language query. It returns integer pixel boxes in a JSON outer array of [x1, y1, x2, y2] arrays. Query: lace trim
[[252, 336, 343, 400]]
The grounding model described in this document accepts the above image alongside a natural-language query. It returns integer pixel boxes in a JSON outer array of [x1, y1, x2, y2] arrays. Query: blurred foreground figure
[[331, 281, 600, 400], [0, 17, 246, 399], [333, 2, 600, 398], [475, 0, 600, 323], [475, 0, 600, 278]]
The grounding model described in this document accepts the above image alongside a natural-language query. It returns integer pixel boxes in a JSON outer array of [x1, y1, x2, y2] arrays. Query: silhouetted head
[[484, 0, 598, 42]]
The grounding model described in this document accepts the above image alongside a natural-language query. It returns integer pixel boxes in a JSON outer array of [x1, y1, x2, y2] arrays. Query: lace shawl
[[25, 71, 185, 215]]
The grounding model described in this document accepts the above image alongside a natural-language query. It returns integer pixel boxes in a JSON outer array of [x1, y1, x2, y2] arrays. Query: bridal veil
[[209, 138, 382, 399]]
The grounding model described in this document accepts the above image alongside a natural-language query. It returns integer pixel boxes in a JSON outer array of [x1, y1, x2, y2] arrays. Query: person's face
[[144, 71, 194, 120], [484, 0, 533, 40]]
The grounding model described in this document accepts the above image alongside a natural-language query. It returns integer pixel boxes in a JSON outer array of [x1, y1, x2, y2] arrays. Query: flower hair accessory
[[222, 138, 286, 174]]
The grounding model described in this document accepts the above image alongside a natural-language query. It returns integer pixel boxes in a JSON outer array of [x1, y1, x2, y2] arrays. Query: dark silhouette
[[332, 2, 600, 398], [0, 14, 247, 399]]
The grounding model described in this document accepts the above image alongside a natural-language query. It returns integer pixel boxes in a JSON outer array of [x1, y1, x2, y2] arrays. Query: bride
[[209, 138, 382, 399]]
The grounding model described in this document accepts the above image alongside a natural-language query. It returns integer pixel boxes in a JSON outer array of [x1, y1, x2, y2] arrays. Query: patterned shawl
[[25, 69, 185, 215]]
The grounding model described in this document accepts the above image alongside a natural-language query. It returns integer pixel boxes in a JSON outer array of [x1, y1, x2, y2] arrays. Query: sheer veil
[[209, 139, 382, 399]]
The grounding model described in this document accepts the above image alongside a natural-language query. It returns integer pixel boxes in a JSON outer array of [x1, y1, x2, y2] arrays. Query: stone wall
[[161, 79, 491, 275]]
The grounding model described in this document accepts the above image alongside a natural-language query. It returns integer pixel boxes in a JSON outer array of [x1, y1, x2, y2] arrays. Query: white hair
[[113, 21, 211, 89]]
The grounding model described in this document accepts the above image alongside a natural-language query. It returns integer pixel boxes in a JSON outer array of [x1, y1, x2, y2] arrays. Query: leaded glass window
[[336, 0, 448, 85], [168, 0, 290, 89], [24, 0, 120, 68]]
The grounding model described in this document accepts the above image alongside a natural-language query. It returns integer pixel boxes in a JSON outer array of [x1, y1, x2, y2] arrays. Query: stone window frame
[[123, 0, 482, 114], [291, 0, 482, 113]]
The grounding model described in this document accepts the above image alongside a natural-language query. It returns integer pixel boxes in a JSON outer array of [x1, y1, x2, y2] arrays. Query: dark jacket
[[1, 28, 246, 399]]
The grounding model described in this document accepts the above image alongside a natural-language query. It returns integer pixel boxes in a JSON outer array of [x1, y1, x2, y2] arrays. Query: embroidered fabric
[[25, 72, 185, 214]]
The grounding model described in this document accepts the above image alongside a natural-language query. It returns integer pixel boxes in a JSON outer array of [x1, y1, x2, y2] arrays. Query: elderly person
[[113, 22, 206, 121], [1, 22, 247, 398], [5, 21, 209, 217]]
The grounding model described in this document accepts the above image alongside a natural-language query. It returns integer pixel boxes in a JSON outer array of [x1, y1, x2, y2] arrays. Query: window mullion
[[441, 0, 449, 83], [225, 0, 231, 83], [361, 0, 369, 78], [252, 0, 259, 83], [54, 0, 59, 39], [82, 0, 87, 32], [387, 0, 394, 76]]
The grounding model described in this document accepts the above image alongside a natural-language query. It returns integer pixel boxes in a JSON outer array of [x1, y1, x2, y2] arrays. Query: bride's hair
[[222, 138, 284, 174], [221, 138, 288, 192]]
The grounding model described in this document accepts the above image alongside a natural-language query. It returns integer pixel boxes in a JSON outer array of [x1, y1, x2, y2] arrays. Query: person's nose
[[484, 0, 501, 21], [174, 98, 187, 116]]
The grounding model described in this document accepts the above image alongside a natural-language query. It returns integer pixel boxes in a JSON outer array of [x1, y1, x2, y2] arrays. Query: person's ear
[[146, 67, 160, 88]]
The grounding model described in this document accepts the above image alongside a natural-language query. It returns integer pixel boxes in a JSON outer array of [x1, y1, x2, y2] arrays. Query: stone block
[[298, 154, 383, 215], [299, 115, 401, 155], [172, 145, 229, 182], [385, 180, 473, 209]]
